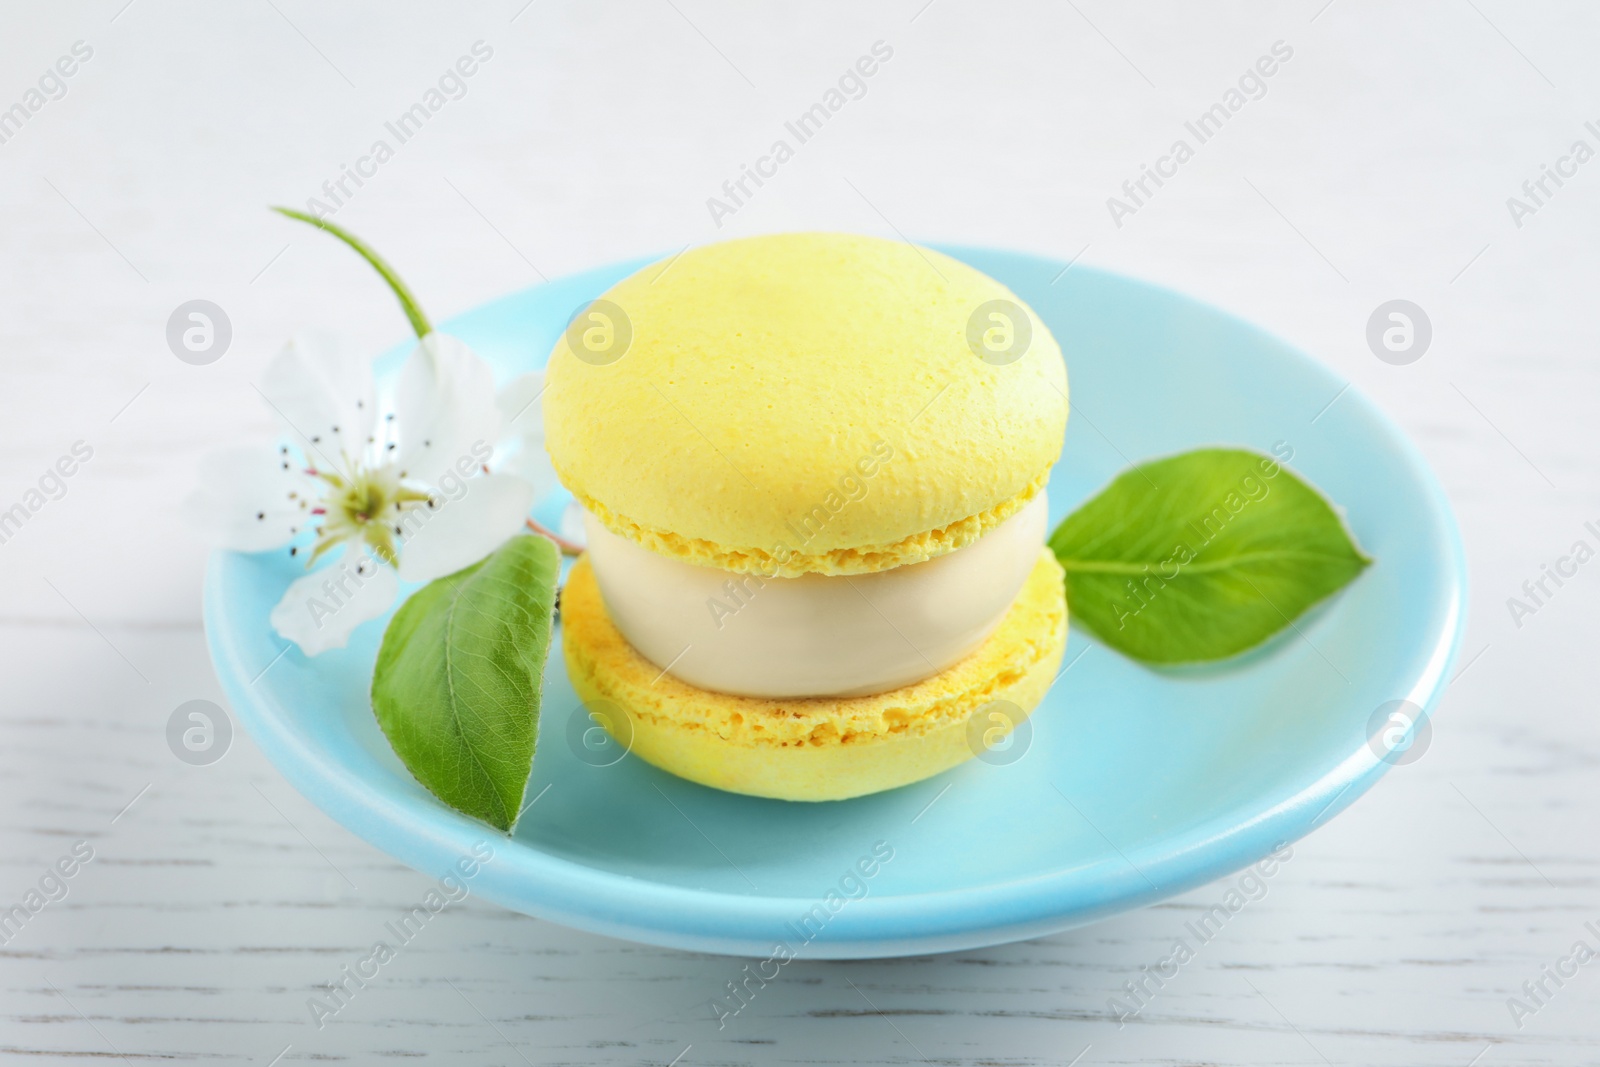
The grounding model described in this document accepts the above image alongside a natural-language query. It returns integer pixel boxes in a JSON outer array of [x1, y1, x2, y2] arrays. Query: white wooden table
[[3, 1, 1597, 1062]]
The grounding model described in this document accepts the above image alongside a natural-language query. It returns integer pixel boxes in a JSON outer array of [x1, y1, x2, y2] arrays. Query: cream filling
[[581, 492, 1049, 699]]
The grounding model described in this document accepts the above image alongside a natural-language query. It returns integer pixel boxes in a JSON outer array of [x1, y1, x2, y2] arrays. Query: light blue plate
[[205, 247, 1467, 959]]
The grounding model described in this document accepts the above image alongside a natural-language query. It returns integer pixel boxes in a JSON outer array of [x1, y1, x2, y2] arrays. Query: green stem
[[271, 206, 433, 339]]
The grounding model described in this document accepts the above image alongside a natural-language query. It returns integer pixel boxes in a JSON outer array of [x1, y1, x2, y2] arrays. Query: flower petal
[[558, 501, 587, 547], [494, 371, 562, 501], [183, 445, 319, 552], [496, 371, 544, 433], [393, 333, 501, 489], [396, 473, 534, 583], [259, 334, 377, 471], [269, 547, 398, 656]]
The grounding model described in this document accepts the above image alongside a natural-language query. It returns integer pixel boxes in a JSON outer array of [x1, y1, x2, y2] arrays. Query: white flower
[[187, 333, 545, 655], [494, 369, 561, 502]]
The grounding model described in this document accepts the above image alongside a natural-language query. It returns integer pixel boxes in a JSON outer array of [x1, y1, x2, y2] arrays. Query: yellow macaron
[[543, 232, 1069, 800]]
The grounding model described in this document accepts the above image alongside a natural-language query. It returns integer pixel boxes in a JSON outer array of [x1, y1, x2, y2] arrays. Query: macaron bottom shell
[[559, 549, 1068, 802]]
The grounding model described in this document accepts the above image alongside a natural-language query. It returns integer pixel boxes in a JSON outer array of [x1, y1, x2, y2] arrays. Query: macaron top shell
[[542, 232, 1068, 577]]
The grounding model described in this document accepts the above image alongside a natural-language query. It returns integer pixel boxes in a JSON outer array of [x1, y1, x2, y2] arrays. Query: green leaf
[[371, 535, 560, 831], [1050, 448, 1370, 664], [270, 206, 433, 339]]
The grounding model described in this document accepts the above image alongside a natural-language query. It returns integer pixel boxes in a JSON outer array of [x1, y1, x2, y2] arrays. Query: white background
[[2, 1, 1597, 1063]]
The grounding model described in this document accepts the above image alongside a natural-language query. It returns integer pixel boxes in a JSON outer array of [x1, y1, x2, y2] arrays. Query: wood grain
[[2, 1, 1597, 1062]]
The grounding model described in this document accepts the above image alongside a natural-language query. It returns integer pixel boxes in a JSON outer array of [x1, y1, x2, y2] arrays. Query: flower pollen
[[304, 462, 430, 567]]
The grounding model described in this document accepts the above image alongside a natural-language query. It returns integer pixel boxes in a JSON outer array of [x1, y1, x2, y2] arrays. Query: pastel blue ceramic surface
[[205, 246, 1467, 959]]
